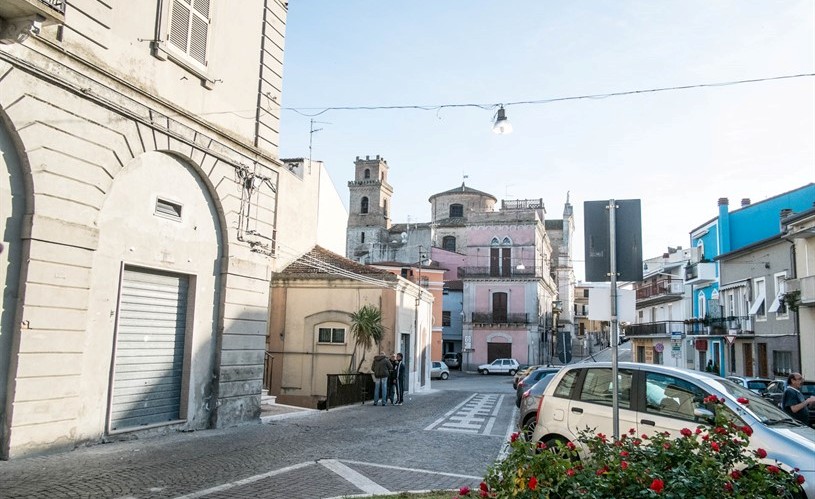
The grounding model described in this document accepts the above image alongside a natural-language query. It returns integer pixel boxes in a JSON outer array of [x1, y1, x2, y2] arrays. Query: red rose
[[566, 468, 576, 477], [730, 470, 741, 480], [621, 461, 629, 470], [629, 427, 636, 435], [649, 478, 665, 493], [537, 441, 547, 450], [737, 397, 749, 404], [767, 465, 780, 474], [724, 482, 733, 492], [510, 432, 519, 442], [797, 475, 806, 485], [741, 425, 753, 436], [566, 441, 576, 451], [633, 438, 642, 446], [479, 481, 488, 492], [695, 428, 702, 434], [528, 476, 537, 490], [702, 435, 709, 441], [620, 450, 629, 457], [459, 486, 471, 496], [704, 395, 718, 404], [663, 443, 671, 450], [715, 426, 727, 434], [681, 428, 692, 437], [710, 442, 720, 452], [641, 434, 649, 439], [755, 448, 767, 459], [596, 466, 609, 476], [479, 490, 488, 498]]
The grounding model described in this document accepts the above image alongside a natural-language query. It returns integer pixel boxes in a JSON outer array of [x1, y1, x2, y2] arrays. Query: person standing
[[782, 372, 815, 426], [387, 354, 398, 405], [371, 352, 392, 406], [395, 352, 407, 405]]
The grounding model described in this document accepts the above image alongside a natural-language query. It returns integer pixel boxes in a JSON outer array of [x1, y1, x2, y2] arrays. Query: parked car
[[477, 358, 520, 375], [430, 361, 450, 380], [513, 364, 542, 389], [516, 367, 561, 407], [530, 362, 815, 498], [517, 373, 557, 439], [763, 378, 815, 427], [443, 352, 461, 370], [726, 376, 773, 394]]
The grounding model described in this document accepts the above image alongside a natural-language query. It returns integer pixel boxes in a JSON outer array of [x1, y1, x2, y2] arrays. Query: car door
[[566, 367, 636, 441], [637, 371, 710, 439]]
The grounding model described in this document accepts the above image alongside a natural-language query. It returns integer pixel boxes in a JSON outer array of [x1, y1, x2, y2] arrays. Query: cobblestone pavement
[[0, 376, 514, 498]]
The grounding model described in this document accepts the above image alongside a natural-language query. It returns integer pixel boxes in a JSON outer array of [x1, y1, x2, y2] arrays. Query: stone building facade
[[0, 1, 336, 459]]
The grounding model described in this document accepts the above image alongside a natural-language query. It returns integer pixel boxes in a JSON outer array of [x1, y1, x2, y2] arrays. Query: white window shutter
[[169, 0, 190, 53], [168, 0, 210, 66]]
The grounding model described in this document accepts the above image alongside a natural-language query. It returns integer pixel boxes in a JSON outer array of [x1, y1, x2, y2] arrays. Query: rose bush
[[455, 399, 805, 498]]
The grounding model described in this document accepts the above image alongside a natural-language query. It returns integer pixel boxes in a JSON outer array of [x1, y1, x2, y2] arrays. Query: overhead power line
[[281, 73, 815, 117]]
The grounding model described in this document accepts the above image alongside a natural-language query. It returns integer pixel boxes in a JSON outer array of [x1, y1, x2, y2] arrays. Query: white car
[[477, 358, 520, 375], [530, 362, 815, 498], [430, 361, 450, 380]]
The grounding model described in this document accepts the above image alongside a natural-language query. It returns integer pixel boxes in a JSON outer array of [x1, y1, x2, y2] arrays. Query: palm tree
[[349, 304, 384, 372]]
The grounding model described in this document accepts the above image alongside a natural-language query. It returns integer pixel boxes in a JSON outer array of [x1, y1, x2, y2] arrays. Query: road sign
[[725, 335, 736, 345]]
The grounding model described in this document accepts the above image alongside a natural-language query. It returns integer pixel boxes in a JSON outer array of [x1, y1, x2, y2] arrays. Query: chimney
[[718, 197, 729, 207], [780, 208, 793, 219], [741, 198, 751, 207]]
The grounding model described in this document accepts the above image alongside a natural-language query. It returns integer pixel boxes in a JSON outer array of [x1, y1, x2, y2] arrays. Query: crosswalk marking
[[425, 393, 506, 435]]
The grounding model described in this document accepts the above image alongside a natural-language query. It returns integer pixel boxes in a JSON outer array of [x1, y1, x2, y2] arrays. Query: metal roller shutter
[[109, 267, 189, 431]]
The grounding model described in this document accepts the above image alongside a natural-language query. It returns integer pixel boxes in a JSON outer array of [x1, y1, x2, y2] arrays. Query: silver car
[[517, 373, 557, 439], [530, 362, 815, 498], [430, 361, 450, 380]]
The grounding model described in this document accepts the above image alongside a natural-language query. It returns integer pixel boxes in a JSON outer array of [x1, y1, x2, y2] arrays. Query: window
[[449, 204, 463, 218], [644, 372, 705, 421], [553, 370, 578, 398], [155, 197, 182, 221], [360, 232, 365, 243], [318, 327, 346, 344], [768, 273, 788, 317], [364, 168, 370, 179], [442, 236, 456, 252], [490, 247, 512, 277], [383, 199, 388, 218], [749, 278, 766, 318], [578, 368, 632, 409], [697, 291, 706, 319], [772, 351, 792, 377], [360, 196, 369, 214], [442, 311, 451, 326], [168, 0, 211, 66], [583, 289, 589, 298], [492, 292, 508, 323]]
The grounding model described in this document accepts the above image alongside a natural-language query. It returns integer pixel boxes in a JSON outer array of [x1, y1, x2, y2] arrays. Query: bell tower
[[346, 155, 393, 260]]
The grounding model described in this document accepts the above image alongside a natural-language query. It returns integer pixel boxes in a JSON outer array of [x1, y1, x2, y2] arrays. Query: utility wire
[[280, 73, 815, 117]]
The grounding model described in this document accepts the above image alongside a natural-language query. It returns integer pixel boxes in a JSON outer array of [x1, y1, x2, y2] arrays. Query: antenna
[[308, 118, 331, 175]]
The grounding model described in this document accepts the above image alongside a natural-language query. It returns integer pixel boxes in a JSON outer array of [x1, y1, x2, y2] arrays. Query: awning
[[748, 291, 766, 315], [719, 281, 748, 292], [768, 292, 784, 313]]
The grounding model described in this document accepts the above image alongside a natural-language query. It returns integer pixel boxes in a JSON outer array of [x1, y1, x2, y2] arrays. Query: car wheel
[[508, 369, 517, 376], [480, 369, 489, 375], [440, 372, 449, 380], [522, 415, 537, 440]]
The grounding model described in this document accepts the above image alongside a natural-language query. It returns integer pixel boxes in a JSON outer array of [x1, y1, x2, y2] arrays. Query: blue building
[[687, 184, 815, 373]]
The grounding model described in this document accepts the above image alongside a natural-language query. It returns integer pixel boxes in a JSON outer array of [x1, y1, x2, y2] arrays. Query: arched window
[[449, 203, 463, 218], [442, 236, 456, 252], [697, 291, 707, 319], [502, 237, 512, 246], [490, 237, 500, 246], [361, 197, 369, 214], [363, 168, 371, 179], [361, 232, 365, 243]]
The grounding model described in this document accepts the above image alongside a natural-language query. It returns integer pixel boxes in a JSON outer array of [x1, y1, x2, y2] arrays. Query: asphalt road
[[0, 372, 518, 499]]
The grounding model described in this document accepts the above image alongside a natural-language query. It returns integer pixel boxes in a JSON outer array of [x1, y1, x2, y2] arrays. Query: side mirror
[[693, 407, 715, 422]]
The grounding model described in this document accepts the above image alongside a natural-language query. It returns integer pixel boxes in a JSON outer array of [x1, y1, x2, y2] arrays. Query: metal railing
[[625, 316, 752, 336], [459, 266, 537, 278], [470, 312, 529, 324], [325, 373, 375, 410], [501, 198, 544, 210], [635, 279, 683, 300], [39, 0, 66, 14]]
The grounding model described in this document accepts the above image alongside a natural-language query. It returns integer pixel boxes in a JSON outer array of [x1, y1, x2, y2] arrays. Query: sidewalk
[[259, 394, 317, 421]]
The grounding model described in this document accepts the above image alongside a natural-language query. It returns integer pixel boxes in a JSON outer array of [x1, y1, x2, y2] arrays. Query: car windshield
[[528, 374, 556, 396], [716, 379, 796, 424], [801, 383, 815, 396], [746, 380, 770, 391]]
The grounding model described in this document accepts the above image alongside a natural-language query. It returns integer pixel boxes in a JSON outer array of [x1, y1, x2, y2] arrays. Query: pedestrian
[[705, 360, 714, 373], [371, 351, 392, 406], [782, 372, 815, 426], [387, 354, 398, 405], [395, 352, 407, 405]]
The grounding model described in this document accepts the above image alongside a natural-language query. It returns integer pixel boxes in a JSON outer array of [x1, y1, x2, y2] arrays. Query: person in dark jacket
[[372, 352, 392, 406], [395, 352, 407, 405], [387, 354, 398, 405]]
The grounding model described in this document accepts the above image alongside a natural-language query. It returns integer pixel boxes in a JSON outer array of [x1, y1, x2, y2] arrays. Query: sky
[[277, 1, 815, 281]]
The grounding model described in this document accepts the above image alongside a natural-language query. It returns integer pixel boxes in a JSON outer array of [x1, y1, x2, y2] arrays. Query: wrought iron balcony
[[635, 279, 684, 304], [470, 312, 530, 325], [0, 0, 65, 44], [459, 266, 537, 279], [625, 316, 752, 337]]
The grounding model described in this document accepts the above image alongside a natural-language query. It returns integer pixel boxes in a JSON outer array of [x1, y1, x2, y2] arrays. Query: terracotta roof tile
[[277, 246, 397, 281]]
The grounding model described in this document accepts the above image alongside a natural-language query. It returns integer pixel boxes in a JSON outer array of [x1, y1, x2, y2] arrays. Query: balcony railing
[[459, 266, 537, 278], [684, 262, 716, 285], [635, 279, 684, 300], [625, 316, 752, 337], [470, 312, 530, 324], [39, 0, 66, 13], [501, 198, 544, 210]]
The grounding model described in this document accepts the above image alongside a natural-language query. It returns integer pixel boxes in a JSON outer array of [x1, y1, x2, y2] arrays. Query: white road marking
[[497, 405, 519, 461], [319, 459, 390, 494], [482, 394, 505, 435], [338, 459, 483, 480], [171, 461, 313, 499]]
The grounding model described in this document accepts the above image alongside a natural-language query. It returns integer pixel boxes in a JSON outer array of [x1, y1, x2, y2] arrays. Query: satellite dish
[[400, 232, 407, 243]]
